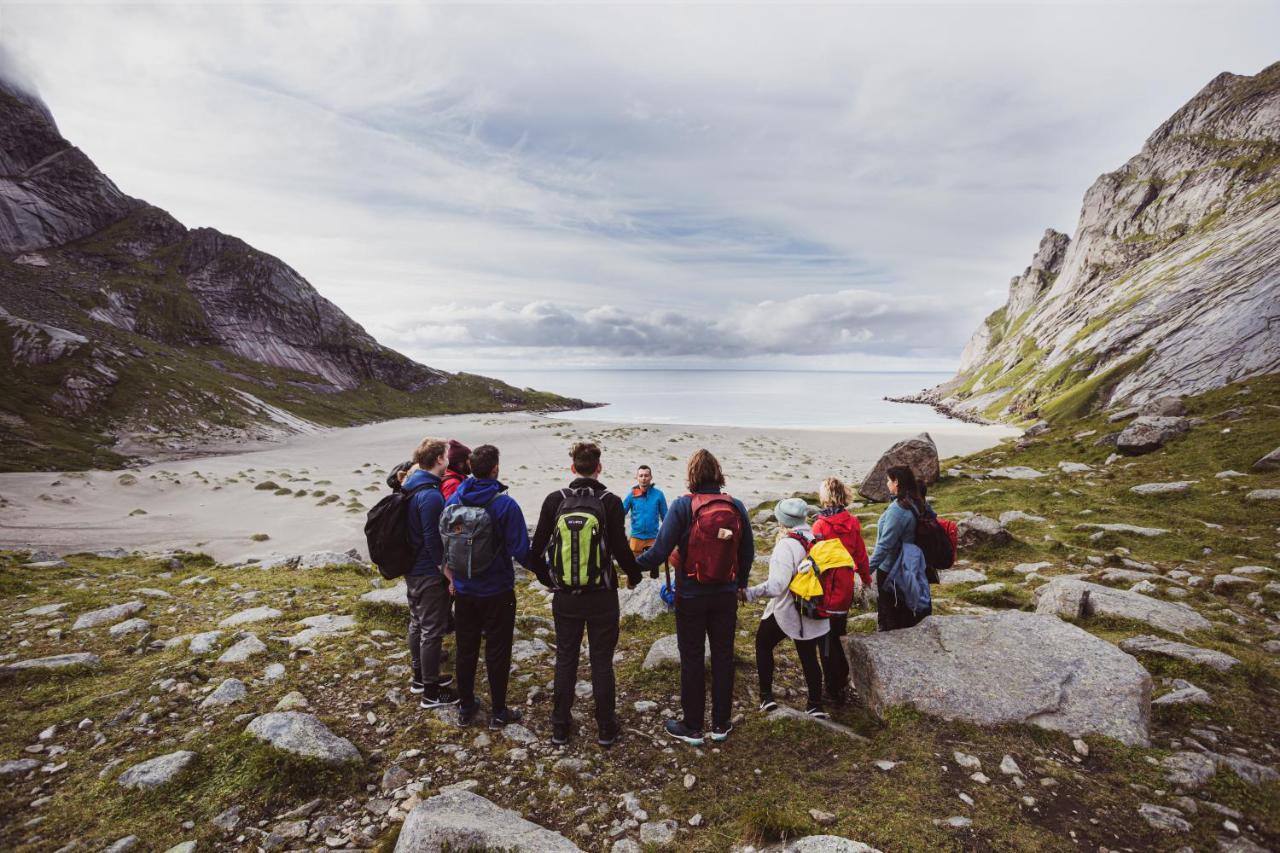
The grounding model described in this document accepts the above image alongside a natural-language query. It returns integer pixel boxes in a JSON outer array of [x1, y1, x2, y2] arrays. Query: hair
[[470, 444, 500, 479], [819, 477, 850, 508], [412, 437, 449, 470], [885, 464, 923, 510], [636, 464, 651, 473], [570, 442, 602, 475], [686, 448, 725, 490]]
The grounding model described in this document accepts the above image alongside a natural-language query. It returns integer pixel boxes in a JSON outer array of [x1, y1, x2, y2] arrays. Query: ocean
[[485, 369, 957, 429]]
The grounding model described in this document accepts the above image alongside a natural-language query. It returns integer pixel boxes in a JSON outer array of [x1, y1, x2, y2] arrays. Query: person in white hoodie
[[744, 497, 831, 719]]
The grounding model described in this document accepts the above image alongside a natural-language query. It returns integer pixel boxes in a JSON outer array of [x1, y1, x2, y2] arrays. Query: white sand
[[0, 412, 1017, 563]]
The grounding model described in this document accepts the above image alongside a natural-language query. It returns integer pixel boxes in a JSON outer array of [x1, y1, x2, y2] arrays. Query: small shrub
[[250, 533, 270, 542], [254, 481, 280, 490]]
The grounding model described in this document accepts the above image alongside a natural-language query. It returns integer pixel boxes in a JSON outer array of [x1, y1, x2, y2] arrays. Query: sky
[[2, 2, 1277, 373]]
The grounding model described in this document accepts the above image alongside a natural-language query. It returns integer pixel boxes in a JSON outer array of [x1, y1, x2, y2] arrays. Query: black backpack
[[365, 481, 437, 580], [909, 504, 953, 584]]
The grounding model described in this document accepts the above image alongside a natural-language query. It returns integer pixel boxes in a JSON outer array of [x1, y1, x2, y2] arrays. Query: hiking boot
[[489, 707, 524, 729], [597, 717, 620, 748], [419, 688, 460, 710], [551, 723, 571, 746], [457, 701, 481, 727], [825, 685, 851, 706], [758, 697, 779, 713], [806, 706, 830, 720], [663, 720, 704, 746], [409, 680, 426, 695], [709, 722, 733, 743]]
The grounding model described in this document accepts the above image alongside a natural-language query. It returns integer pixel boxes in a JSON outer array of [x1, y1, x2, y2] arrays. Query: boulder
[[108, 618, 150, 638], [956, 516, 1012, 550], [1246, 489, 1280, 501], [4, 652, 101, 671], [395, 789, 582, 852], [938, 569, 987, 585], [219, 606, 284, 628], [360, 585, 408, 608], [639, 820, 678, 847], [987, 466, 1046, 480], [0, 758, 42, 776], [1153, 679, 1211, 706], [1034, 578, 1210, 636], [259, 550, 366, 571], [116, 750, 197, 789], [1212, 574, 1256, 593], [1211, 752, 1279, 786], [1130, 481, 1194, 495], [858, 433, 939, 502], [1252, 446, 1280, 473], [286, 614, 356, 648], [1138, 803, 1190, 833], [73, 600, 144, 630], [618, 583, 668, 621], [1139, 396, 1186, 417], [201, 678, 248, 708], [845, 611, 1152, 746], [643, 634, 710, 670], [1160, 751, 1216, 788], [188, 631, 223, 655], [1057, 461, 1092, 474], [1012, 562, 1053, 575], [1116, 416, 1189, 456], [244, 712, 361, 765], [217, 634, 267, 664]]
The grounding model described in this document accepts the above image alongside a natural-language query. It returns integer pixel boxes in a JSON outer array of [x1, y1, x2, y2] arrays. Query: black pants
[[877, 571, 930, 631], [821, 616, 849, 695], [406, 573, 451, 689], [454, 589, 517, 712], [755, 615, 824, 710], [552, 588, 620, 728], [675, 590, 737, 732]]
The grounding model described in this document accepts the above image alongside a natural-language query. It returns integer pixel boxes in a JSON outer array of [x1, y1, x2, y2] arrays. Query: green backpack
[[548, 487, 611, 590]]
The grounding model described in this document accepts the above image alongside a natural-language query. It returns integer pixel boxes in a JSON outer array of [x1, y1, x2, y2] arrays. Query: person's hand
[[626, 576, 638, 590], [736, 588, 748, 605], [449, 582, 456, 596]]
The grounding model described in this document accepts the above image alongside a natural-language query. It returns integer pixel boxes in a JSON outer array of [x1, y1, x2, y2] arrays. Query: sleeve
[[606, 494, 642, 585], [502, 498, 532, 568], [658, 491, 668, 522], [638, 497, 687, 570], [421, 490, 444, 567], [746, 539, 798, 603], [526, 492, 560, 587], [868, 506, 906, 575], [622, 492, 634, 515], [849, 516, 871, 575], [735, 499, 755, 588]]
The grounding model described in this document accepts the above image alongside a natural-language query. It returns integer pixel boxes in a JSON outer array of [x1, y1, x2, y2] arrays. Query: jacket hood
[[455, 476, 506, 505], [402, 469, 441, 491]]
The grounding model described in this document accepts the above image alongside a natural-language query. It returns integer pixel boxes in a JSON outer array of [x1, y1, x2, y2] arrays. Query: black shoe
[[419, 688, 460, 710], [409, 680, 426, 695], [709, 722, 733, 743], [664, 720, 704, 746], [759, 697, 779, 713], [551, 723, 571, 746], [437, 673, 454, 689], [597, 717, 620, 747], [457, 701, 481, 727], [489, 707, 524, 729], [825, 685, 851, 706], [806, 706, 830, 720]]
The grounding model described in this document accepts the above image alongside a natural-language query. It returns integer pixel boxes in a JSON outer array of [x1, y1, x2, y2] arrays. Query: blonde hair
[[819, 477, 850, 508], [413, 437, 448, 469]]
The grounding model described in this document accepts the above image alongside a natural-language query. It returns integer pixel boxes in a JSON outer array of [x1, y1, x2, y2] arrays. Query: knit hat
[[774, 497, 809, 528], [446, 439, 472, 471]]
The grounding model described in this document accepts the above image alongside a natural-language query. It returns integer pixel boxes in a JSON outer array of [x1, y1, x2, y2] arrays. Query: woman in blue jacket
[[868, 465, 932, 631]]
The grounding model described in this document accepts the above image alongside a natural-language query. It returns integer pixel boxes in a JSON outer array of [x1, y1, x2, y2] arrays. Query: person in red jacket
[[810, 476, 869, 704], [441, 440, 471, 500]]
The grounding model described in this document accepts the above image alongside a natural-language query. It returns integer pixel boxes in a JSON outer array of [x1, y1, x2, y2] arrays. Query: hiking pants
[[454, 589, 517, 712], [551, 588, 620, 728], [406, 573, 451, 689], [877, 570, 930, 631], [821, 615, 850, 696], [675, 590, 737, 732], [755, 615, 824, 710]]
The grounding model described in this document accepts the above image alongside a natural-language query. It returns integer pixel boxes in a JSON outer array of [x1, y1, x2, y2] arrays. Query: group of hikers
[[369, 436, 945, 748]]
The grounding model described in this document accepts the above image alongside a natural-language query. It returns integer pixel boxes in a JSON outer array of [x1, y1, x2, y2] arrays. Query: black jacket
[[528, 477, 644, 589]]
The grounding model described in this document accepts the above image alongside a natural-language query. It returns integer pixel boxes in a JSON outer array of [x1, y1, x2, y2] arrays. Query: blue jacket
[[868, 500, 921, 576], [403, 469, 444, 577], [637, 485, 754, 598], [445, 477, 530, 598], [622, 485, 668, 540]]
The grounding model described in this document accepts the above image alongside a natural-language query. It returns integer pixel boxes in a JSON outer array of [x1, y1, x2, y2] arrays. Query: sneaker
[[437, 673, 455, 689], [457, 701, 481, 727], [489, 707, 524, 729], [419, 688, 460, 710], [825, 685, 851, 706], [709, 722, 733, 743], [664, 719, 704, 746], [597, 717, 620, 747], [409, 680, 426, 695], [806, 706, 830, 720], [758, 697, 779, 713], [551, 723, 571, 746]]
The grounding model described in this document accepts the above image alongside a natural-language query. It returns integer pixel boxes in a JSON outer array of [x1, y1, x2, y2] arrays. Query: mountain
[[0, 79, 584, 471], [912, 62, 1280, 424]]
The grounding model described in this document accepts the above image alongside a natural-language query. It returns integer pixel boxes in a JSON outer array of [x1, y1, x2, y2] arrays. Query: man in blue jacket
[[402, 438, 455, 708], [443, 444, 531, 728], [622, 464, 667, 562]]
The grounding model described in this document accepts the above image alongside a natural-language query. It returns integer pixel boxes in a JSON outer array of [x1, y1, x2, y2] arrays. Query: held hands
[[736, 588, 748, 606]]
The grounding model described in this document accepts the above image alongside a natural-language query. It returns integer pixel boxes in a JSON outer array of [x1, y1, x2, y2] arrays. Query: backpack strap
[[404, 481, 439, 497]]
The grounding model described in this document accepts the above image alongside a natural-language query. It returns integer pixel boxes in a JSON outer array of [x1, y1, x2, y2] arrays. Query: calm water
[[487, 369, 956, 429]]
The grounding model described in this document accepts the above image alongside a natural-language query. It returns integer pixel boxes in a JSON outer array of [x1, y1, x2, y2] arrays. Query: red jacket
[[441, 469, 467, 501], [812, 509, 872, 586]]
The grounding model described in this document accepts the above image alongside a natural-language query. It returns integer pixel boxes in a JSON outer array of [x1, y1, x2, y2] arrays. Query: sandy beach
[[0, 412, 1018, 563]]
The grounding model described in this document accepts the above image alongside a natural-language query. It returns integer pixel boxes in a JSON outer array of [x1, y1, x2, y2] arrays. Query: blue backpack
[[882, 542, 932, 617]]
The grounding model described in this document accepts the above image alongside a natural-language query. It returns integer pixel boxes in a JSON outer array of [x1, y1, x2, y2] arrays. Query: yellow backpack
[[788, 536, 857, 621]]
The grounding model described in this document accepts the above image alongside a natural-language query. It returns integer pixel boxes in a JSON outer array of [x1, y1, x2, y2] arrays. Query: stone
[[511, 638, 551, 663], [3, 653, 101, 672], [846, 611, 1151, 746], [1140, 396, 1187, 417], [859, 433, 940, 502], [953, 751, 980, 770], [1130, 481, 1195, 495], [1232, 565, 1272, 576], [108, 617, 150, 638], [639, 819, 678, 847], [263, 662, 286, 681], [971, 583, 1006, 594], [1154, 680, 1211, 705], [643, 634, 710, 670], [188, 631, 223, 655], [999, 510, 1046, 525], [360, 584, 408, 608], [201, 678, 248, 708], [1138, 803, 1191, 832], [0, 758, 42, 776], [1097, 567, 1158, 585], [1034, 578, 1210, 636], [102, 836, 140, 853], [1058, 461, 1092, 474], [286, 614, 356, 647], [163, 843, 197, 853], [938, 569, 987, 585], [1162, 752, 1217, 788], [217, 634, 267, 663], [1012, 561, 1053, 575], [211, 804, 244, 831], [1213, 575, 1256, 593], [956, 516, 1012, 549], [776, 837, 882, 852], [1245, 489, 1280, 502], [219, 606, 284, 628], [1075, 523, 1169, 537], [1251, 446, 1280, 473], [73, 600, 144, 630], [767, 706, 869, 743], [1215, 470, 1247, 478], [617, 583, 667, 620], [1211, 753, 1279, 786], [23, 602, 69, 616], [1117, 416, 1190, 456], [395, 789, 582, 852], [987, 466, 1046, 480], [116, 750, 197, 789], [999, 755, 1022, 776], [244, 712, 361, 765], [258, 550, 365, 571]]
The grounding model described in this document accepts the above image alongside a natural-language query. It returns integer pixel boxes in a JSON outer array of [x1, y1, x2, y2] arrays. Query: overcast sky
[[3, 3, 1277, 372]]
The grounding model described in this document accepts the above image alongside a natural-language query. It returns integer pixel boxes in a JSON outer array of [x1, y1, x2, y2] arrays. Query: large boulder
[[956, 516, 1012, 550], [858, 433, 939, 502], [1034, 578, 1210, 636], [243, 712, 361, 765], [618, 583, 668, 621], [1139, 396, 1186, 417], [116, 751, 197, 789], [395, 789, 582, 852], [1116, 416, 1189, 456], [845, 611, 1152, 746], [1252, 446, 1280, 473]]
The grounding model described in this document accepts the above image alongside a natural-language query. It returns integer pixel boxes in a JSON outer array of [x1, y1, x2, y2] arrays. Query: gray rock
[[3, 652, 101, 671], [1139, 396, 1187, 417], [1121, 639, 1235, 674], [511, 638, 550, 662], [1215, 470, 1247, 479], [1250, 446, 1280, 473], [639, 820, 678, 847], [73, 600, 144, 630], [210, 804, 243, 832], [1012, 562, 1054, 575], [1138, 803, 1191, 832], [274, 691, 310, 711], [1154, 683, 1210, 706], [134, 587, 172, 599], [846, 611, 1151, 746], [217, 634, 267, 663], [0, 758, 42, 776], [1130, 481, 1195, 495], [1117, 417, 1190, 456], [776, 837, 881, 853], [116, 750, 197, 789], [162, 843, 197, 853], [360, 585, 408, 608], [767, 706, 869, 743], [259, 550, 365, 571], [1231, 565, 1273, 576], [938, 569, 987, 585], [1108, 408, 1139, 423], [108, 617, 150, 638], [1245, 489, 1280, 502], [999, 511, 1046, 525], [102, 836, 141, 853], [395, 789, 582, 851], [617, 583, 667, 621], [1057, 461, 1092, 474], [286, 614, 355, 647], [201, 678, 248, 708], [1213, 574, 1256, 593], [219, 606, 284, 628], [643, 634, 710, 670], [382, 765, 414, 791], [971, 583, 1006, 595], [987, 466, 1046, 480], [263, 662, 286, 681], [22, 602, 68, 616], [859, 433, 939, 503], [956, 516, 1012, 549], [188, 631, 223, 655], [1211, 753, 1279, 786], [1161, 751, 1217, 788], [244, 712, 361, 765], [1034, 578, 1210, 636]]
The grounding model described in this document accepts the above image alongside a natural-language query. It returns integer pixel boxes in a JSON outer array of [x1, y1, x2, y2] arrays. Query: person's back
[[400, 439, 455, 707], [870, 465, 931, 631]]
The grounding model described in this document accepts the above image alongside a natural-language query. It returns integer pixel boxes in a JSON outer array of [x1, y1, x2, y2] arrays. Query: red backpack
[[675, 493, 743, 583], [786, 533, 858, 622], [811, 510, 871, 585]]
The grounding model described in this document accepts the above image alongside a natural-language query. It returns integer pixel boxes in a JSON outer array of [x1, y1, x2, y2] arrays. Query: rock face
[[846, 611, 1152, 746], [116, 751, 197, 789], [243, 712, 361, 765], [909, 63, 1280, 422], [859, 433, 940, 502], [1034, 578, 1210, 636], [395, 789, 582, 852]]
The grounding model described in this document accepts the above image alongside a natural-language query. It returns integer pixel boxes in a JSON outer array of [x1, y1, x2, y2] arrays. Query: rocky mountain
[[914, 62, 1280, 424], [0, 78, 582, 471]]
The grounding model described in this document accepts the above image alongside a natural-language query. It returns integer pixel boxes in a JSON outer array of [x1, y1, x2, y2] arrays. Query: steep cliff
[[920, 62, 1280, 424], [0, 79, 582, 470]]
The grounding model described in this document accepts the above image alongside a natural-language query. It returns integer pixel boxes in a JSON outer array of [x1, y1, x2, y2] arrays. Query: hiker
[[401, 439, 455, 707], [869, 465, 932, 631], [746, 497, 830, 718], [385, 459, 413, 492], [528, 442, 644, 747], [440, 444, 530, 727], [638, 449, 754, 746], [810, 476, 870, 704], [441, 440, 471, 500], [622, 464, 667, 560]]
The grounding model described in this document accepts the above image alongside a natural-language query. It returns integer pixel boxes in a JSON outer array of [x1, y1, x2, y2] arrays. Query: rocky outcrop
[[914, 63, 1280, 423], [858, 433, 940, 502], [395, 789, 583, 852]]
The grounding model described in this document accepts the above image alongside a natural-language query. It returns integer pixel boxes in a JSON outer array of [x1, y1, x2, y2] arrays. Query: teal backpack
[[548, 488, 611, 590]]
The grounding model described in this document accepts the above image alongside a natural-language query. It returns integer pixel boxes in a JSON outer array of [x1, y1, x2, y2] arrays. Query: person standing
[[869, 465, 932, 631], [401, 439, 455, 707], [622, 464, 667, 559], [528, 442, 643, 747], [810, 476, 869, 704], [638, 449, 754, 746], [441, 440, 472, 500], [441, 444, 530, 727]]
